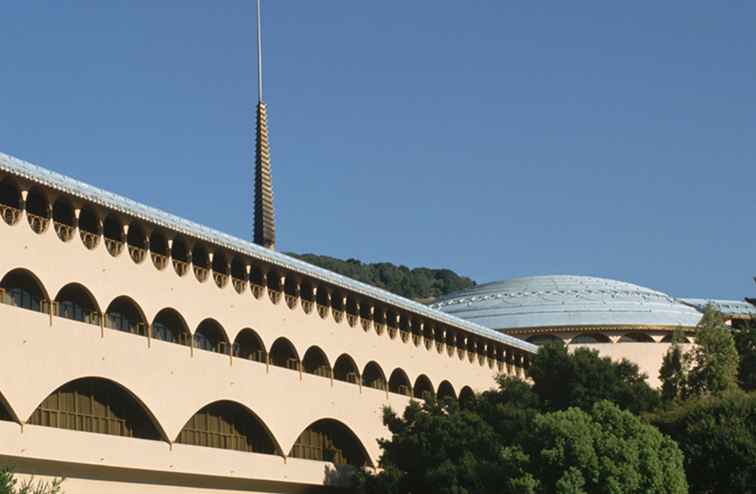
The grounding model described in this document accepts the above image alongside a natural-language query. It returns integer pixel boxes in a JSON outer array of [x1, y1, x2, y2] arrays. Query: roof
[[431, 275, 703, 331], [680, 298, 756, 319], [0, 151, 536, 354]]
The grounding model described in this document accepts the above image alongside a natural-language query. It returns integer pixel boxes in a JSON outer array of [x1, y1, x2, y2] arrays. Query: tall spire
[[253, 0, 275, 249]]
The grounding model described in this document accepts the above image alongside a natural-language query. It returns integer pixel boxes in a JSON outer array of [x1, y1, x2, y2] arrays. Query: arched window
[[192, 245, 210, 282], [212, 251, 229, 288], [316, 288, 330, 318], [103, 215, 124, 257], [52, 198, 75, 241], [437, 380, 457, 401], [0, 269, 47, 312], [619, 332, 655, 343], [230, 258, 248, 294], [105, 297, 146, 335], [152, 308, 191, 346], [269, 337, 299, 371], [0, 178, 21, 225], [571, 333, 611, 344], [171, 237, 189, 276], [78, 207, 100, 249], [233, 329, 266, 363], [526, 334, 561, 346], [29, 378, 163, 440], [661, 333, 690, 343], [26, 188, 50, 234], [176, 401, 278, 454], [284, 276, 300, 309], [389, 369, 412, 396], [290, 419, 370, 466], [302, 347, 331, 378], [54, 283, 100, 325], [194, 319, 229, 354], [267, 271, 282, 305], [149, 231, 169, 270], [362, 362, 387, 391], [459, 386, 475, 407], [333, 354, 359, 384], [126, 223, 147, 264], [412, 375, 434, 400]]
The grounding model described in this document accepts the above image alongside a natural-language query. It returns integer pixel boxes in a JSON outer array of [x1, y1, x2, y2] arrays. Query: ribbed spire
[[254, 100, 275, 249]]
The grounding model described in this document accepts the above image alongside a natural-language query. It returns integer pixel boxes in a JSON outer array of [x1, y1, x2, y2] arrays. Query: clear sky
[[1, 2, 754, 299]]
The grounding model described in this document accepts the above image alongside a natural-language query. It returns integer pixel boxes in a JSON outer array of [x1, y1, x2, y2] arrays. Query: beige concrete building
[[0, 152, 536, 493]]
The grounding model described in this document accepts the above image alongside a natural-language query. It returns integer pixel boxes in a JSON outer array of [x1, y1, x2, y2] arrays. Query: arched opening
[[290, 419, 370, 467], [316, 288, 330, 318], [300, 280, 315, 314], [0, 268, 47, 312], [192, 245, 210, 282], [333, 354, 359, 384], [284, 276, 300, 309], [176, 401, 279, 454], [386, 310, 399, 339], [437, 380, 456, 401], [171, 237, 189, 276], [28, 377, 163, 440], [103, 215, 124, 257], [231, 258, 248, 294], [78, 206, 100, 249], [526, 334, 561, 346], [661, 333, 690, 343], [52, 198, 75, 241], [0, 392, 16, 422], [413, 375, 434, 400], [54, 283, 100, 325], [362, 362, 386, 391], [152, 308, 191, 346], [26, 188, 50, 234], [619, 332, 655, 343], [345, 297, 359, 327], [267, 271, 282, 304], [233, 329, 267, 363], [410, 319, 423, 347], [269, 337, 299, 371], [0, 178, 21, 225], [445, 330, 457, 356], [149, 231, 169, 270], [389, 369, 412, 396], [372, 307, 386, 335], [459, 386, 475, 407], [194, 319, 229, 354], [399, 314, 411, 343], [302, 346, 331, 378], [126, 223, 147, 263], [105, 296, 147, 335], [571, 333, 611, 344], [212, 251, 229, 288]]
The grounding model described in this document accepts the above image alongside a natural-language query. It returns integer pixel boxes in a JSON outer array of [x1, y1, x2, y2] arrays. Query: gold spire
[[254, 100, 275, 249]]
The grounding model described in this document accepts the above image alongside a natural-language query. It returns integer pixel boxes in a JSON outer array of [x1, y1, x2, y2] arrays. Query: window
[[362, 362, 387, 391], [389, 369, 412, 396], [619, 333, 655, 343], [0, 269, 47, 312], [269, 338, 299, 370], [194, 319, 229, 354], [152, 309, 191, 346], [571, 333, 610, 344], [437, 380, 456, 401], [302, 347, 331, 378], [105, 297, 146, 335], [290, 420, 369, 466], [54, 284, 100, 325], [413, 375, 434, 400], [333, 354, 359, 384], [233, 329, 266, 363]]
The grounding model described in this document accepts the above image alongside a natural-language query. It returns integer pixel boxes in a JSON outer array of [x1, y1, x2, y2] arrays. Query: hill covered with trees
[[288, 254, 476, 302]]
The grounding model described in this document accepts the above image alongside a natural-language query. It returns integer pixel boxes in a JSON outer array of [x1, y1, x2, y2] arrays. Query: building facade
[[0, 152, 536, 493]]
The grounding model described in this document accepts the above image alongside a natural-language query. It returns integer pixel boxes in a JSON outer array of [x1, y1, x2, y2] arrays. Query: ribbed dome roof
[[431, 275, 702, 331]]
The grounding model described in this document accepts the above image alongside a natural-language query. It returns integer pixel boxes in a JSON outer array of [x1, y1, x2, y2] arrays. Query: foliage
[[650, 391, 756, 494], [733, 321, 756, 391], [0, 470, 64, 494], [288, 253, 475, 301], [527, 342, 660, 414], [659, 330, 692, 401]]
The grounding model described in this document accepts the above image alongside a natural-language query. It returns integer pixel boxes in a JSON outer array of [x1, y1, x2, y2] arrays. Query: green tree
[[650, 391, 756, 494], [659, 329, 692, 401], [687, 306, 739, 396], [733, 321, 756, 391], [0, 470, 64, 494]]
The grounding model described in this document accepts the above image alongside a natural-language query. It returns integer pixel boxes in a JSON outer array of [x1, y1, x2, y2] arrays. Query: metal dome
[[431, 275, 702, 331]]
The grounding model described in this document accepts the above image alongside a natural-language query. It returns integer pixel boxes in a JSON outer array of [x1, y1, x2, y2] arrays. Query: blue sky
[[1, 2, 754, 299]]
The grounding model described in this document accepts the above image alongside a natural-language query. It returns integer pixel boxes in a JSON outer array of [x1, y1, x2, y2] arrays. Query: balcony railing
[[346, 314, 358, 327], [360, 318, 371, 331], [172, 259, 189, 277], [27, 213, 49, 234], [268, 290, 281, 305], [80, 230, 99, 250], [285, 294, 298, 309], [104, 238, 123, 256], [332, 310, 343, 323], [251, 284, 264, 299], [232, 277, 247, 294], [400, 330, 410, 343], [53, 222, 74, 241], [213, 272, 228, 288], [151, 252, 168, 270], [317, 304, 329, 319], [301, 299, 314, 314], [193, 266, 209, 282], [0, 204, 20, 225], [128, 245, 146, 264]]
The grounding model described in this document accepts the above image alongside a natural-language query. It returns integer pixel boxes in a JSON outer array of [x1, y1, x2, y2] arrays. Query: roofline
[[0, 151, 536, 354], [503, 323, 698, 335]]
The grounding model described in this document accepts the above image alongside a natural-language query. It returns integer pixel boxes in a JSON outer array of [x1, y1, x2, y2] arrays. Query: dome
[[431, 275, 702, 331]]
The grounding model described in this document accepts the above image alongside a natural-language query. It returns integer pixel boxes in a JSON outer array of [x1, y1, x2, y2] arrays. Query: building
[[0, 151, 536, 493], [433, 275, 756, 388]]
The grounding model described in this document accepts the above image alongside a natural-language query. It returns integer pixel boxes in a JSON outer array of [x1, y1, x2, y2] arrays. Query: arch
[[176, 400, 280, 455], [149, 231, 169, 270], [52, 198, 75, 241], [269, 337, 300, 370], [28, 377, 166, 441], [619, 332, 655, 343], [233, 328, 267, 363], [151, 308, 191, 346], [192, 244, 210, 282], [333, 354, 360, 384], [526, 334, 561, 346], [289, 419, 371, 467], [0, 178, 21, 225], [459, 386, 475, 407], [103, 215, 124, 257], [413, 374, 434, 400], [211, 250, 229, 288], [105, 296, 147, 336], [0, 391, 19, 423], [171, 236, 189, 276], [661, 333, 690, 343], [194, 318, 230, 354], [78, 206, 100, 249], [126, 222, 147, 263], [25, 187, 50, 234], [0, 268, 48, 312], [389, 368, 412, 396], [302, 346, 331, 378], [362, 361, 387, 391], [230, 258, 248, 294], [54, 283, 100, 325], [437, 380, 457, 401], [571, 333, 611, 344]]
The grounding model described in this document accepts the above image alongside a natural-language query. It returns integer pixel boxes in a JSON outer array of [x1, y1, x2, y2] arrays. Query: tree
[[733, 321, 756, 391], [659, 330, 692, 401], [0, 470, 64, 494], [687, 306, 739, 396], [650, 391, 756, 494]]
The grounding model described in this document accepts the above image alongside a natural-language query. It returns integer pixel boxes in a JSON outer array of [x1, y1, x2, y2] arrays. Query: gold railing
[[285, 294, 298, 309], [104, 238, 123, 256], [172, 259, 189, 276], [0, 204, 20, 225], [151, 252, 168, 270], [213, 272, 228, 288], [332, 310, 343, 323], [80, 230, 99, 249], [232, 277, 247, 294], [193, 266, 208, 282], [128, 245, 146, 263], [251, 284, 265, 299], [27, 213, 49, 234], [317, 304, 329, 319], [53, 221, 74, 241], [301, 299, 314, 314]]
